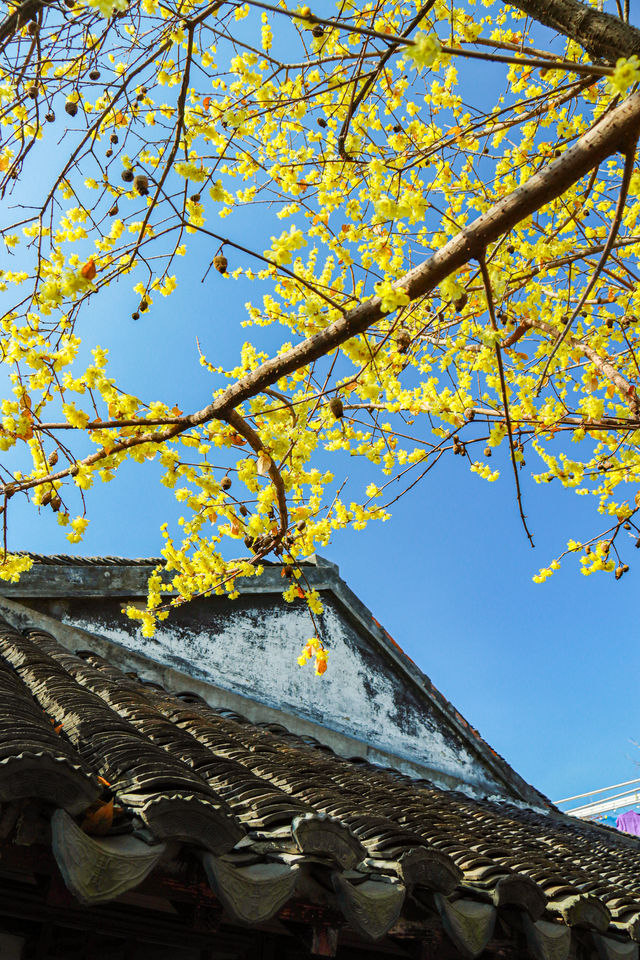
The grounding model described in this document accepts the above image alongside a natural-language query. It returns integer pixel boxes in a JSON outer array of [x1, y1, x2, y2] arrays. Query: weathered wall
[[31, 590, 512, 797]]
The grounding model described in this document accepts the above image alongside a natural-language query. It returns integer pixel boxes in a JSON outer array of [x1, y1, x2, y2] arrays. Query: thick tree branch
[[507, 0, 640, 63]]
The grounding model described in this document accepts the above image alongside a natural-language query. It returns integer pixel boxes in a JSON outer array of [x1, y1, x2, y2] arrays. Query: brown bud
[[121, 168, 134, 183], [624, 522, 631, 530], [392, 123, 402, 133], [213, 255, 228, 274], [133, 174, 149, 195], [311, 23, 324, 37], [329, 397, 344, 419], [65, 99, 78, 117], [221, 476, 232, 491]]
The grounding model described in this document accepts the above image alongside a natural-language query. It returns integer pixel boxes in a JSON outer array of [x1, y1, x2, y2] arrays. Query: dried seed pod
[[65, 99, 78, 117], [464, 408, 475, 421], [121, 168, 134, 183], [27, 84, 38, 99], [239, 504, 248, 517], [296, 519, 306, 531], [213, 255, 228, 274], [311, 23, 324, 37], [105, 149, 112, 158], [221, 476, 232, 491], [284, 565, 293, 577], [45, 111, 55, 122], [453, 293, 468, 313], [48, 450, 58, 466], [244, 535, 254, 549], [190, 193, 201, 202], [328, 397, 343, 419], [624, 522, 631, 530], [89, 69, 100, 80], [50, 495, 62, 512], [396, 329, 411, 353], [139, 299, 149, 312], [134, 174, 149, 195], [110, 133, 118, 144], [484, 447, 491, 457], [507, 244, 514, 254], [317, 117, 327, 128], [26, 20, 38, 34], [615, 565, 624, 580], [131, 311, 140, 320], [108, 204, 119, 216], [392, 123, 402, 133], [41, 490, 52, 506]]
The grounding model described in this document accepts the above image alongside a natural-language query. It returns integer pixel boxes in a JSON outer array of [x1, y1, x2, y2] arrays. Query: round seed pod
[[239, 504, 248, 517], [244, 535, 254, 549], [221, 476, 232, 491], [45, 111, 55, 122], [284, 565, 293, 578], [311, 24, 324, 37], [27, 84, 38, 99], [484, 447, 492, 457], [121, 168, 134, 183], [133, 174, 149, 195], [213, 255, 228, 274], [317, 117, 327, 128], [65, 99, 78, 117], [108, 204, 119, 216], [110, 133, 118, 143], [139, 299, 149, 312], [624, 522, 631, 530], [89, 69, 100, 80], [507, 244, 514, 254], [190, 193, 201, 202], [393, 123, 402, 133], [27, 20, 38, 34], [105, 148, 112, 157], [296, 519, 306, 531], [328, 397, 343, 419], [131, 311, 140, 320]]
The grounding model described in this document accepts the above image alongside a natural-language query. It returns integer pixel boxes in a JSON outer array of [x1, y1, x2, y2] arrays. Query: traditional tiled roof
[[0, 614, 638, 959]]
